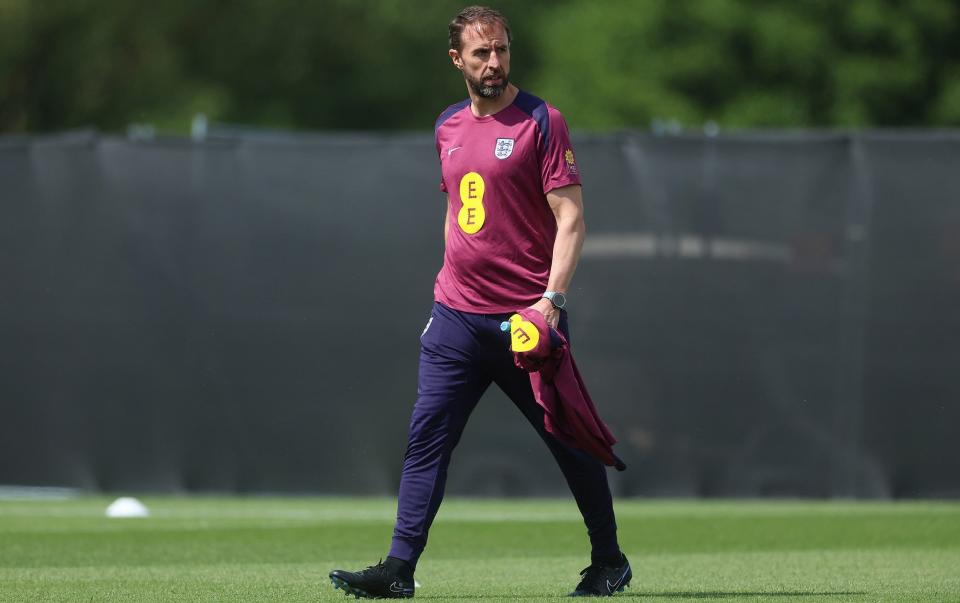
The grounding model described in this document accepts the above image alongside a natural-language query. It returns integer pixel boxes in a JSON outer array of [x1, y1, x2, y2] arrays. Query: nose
[[488, 51, 501, 70]]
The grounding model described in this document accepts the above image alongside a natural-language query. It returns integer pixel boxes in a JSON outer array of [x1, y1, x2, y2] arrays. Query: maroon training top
[[433, 89, 582, 313]]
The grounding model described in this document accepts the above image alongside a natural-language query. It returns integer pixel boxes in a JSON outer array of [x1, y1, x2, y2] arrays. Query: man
[[330, 6, 630, 598]]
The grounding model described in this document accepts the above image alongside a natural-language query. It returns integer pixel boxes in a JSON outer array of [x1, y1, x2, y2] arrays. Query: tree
[[1, 0, 958, 133]]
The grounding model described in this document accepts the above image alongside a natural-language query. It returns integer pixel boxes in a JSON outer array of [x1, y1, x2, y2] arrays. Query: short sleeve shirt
[[433, 90, 581, 313]]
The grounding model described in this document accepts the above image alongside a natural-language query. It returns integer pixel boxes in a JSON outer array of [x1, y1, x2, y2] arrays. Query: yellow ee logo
[[508, 314, 540, 352], [458, 172, 486, 234]]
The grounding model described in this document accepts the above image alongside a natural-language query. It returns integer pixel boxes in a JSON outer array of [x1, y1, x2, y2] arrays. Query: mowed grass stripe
[[4, 498, 958, 520], [2, 552, 958, 602], [0, 498, 958, 602]]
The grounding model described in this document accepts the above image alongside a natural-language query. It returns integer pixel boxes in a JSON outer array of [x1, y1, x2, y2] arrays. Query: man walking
[[330, 6, 630, 598]]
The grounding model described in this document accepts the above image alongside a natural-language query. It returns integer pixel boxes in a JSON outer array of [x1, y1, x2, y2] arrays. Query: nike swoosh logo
[[389, 581, 412, 593], [606, 565, 630, 594], [447, 146, 463, 156]]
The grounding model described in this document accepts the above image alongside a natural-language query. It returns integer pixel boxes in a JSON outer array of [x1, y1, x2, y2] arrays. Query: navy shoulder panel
[[512, 90, 551, 149], [435, 99, 471, 133]]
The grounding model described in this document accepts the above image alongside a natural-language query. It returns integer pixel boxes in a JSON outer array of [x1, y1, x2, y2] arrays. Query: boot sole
[[330, 575, 414, 599]]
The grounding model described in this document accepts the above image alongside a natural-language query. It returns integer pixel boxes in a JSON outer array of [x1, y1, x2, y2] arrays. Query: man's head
[[448, 6, 512, 99]]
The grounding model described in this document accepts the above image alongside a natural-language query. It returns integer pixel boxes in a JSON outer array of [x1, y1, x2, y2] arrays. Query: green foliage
[[1, 0, 959, 132], [534, 0, 960, 129]]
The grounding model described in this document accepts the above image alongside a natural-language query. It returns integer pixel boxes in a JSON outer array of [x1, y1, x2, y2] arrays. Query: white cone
[[105, 496, 150, 518]]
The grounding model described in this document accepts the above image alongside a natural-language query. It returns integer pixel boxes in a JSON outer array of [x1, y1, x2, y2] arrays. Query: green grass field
[[1, 497, 958, 602]]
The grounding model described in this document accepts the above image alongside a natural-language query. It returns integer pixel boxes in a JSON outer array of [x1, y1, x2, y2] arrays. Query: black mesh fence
[[1, 128, 957, 497]]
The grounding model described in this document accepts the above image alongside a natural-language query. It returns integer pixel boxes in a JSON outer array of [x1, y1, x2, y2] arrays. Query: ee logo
[[508, 314, 540, 353], [458, 172, 486, 234]]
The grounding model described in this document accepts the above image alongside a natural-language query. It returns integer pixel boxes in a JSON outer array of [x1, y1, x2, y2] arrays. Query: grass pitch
[[0, 497, 958, 602]]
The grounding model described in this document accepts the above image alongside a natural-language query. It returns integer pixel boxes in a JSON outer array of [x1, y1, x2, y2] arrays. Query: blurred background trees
[[1, 0, 959, 133]]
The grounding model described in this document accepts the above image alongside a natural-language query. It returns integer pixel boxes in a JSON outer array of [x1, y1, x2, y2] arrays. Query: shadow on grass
[[630, 593, 868, 599], [418, 592, 867, 599]]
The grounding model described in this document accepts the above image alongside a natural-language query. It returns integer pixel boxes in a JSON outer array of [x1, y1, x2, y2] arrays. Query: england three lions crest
[[494, 138, 514, 159]]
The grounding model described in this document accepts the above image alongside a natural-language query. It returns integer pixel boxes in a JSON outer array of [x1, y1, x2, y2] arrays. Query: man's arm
[[530, 184, 585, 328]]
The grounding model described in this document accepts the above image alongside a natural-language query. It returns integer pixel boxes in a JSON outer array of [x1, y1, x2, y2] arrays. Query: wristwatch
[[542, 291, 567, 309]]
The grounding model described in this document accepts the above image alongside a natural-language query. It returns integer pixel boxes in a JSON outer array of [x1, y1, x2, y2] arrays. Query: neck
[[469, 84, 519, 117]]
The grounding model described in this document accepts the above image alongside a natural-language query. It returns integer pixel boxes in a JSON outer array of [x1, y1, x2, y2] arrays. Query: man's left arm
[[530, 184, 585, 328]]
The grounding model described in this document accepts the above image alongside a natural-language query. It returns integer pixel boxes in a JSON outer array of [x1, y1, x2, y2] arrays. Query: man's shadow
[[420, 591, 867, 599], [624, 592, 867, 599]]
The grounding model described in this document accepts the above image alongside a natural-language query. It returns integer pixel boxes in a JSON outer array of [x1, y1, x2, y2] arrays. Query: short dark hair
[[448, 6, 512, 51]]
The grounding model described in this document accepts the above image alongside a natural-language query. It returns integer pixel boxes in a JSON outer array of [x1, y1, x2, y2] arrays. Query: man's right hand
[[528, 297, 559, 330]]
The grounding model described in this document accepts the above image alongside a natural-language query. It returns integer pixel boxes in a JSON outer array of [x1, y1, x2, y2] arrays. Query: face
[[450, 22, 511, 98]]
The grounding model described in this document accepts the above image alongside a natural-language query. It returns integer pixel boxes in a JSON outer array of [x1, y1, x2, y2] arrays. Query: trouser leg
[[389, 304, 489, 568], [492, 316, 621, 561]]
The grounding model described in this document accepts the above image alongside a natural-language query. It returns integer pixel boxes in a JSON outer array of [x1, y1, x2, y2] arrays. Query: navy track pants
[[388, 302, 619, 568]]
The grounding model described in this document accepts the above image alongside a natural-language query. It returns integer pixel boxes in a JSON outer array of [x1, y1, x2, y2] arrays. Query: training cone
[[105, 497, 150, 518]]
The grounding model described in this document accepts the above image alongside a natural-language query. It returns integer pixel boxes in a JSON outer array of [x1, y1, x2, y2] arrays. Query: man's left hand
[[529, 297, 560, 330]]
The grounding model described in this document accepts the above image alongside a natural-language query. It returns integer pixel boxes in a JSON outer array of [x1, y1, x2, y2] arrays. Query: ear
[[448, 49, 463, 70]]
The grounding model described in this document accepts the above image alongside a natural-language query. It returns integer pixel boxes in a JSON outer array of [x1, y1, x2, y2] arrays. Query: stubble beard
[[466, 72, 509, 99]]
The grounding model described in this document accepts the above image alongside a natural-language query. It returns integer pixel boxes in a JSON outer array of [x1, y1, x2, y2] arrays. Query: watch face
[[551, 292, 566, 308]]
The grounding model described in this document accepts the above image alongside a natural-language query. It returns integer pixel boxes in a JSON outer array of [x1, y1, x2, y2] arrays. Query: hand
[[529, 297, 560, 330]]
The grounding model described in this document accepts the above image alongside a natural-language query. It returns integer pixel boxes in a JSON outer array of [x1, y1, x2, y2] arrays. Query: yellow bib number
[[457, 172, 486, 234]]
